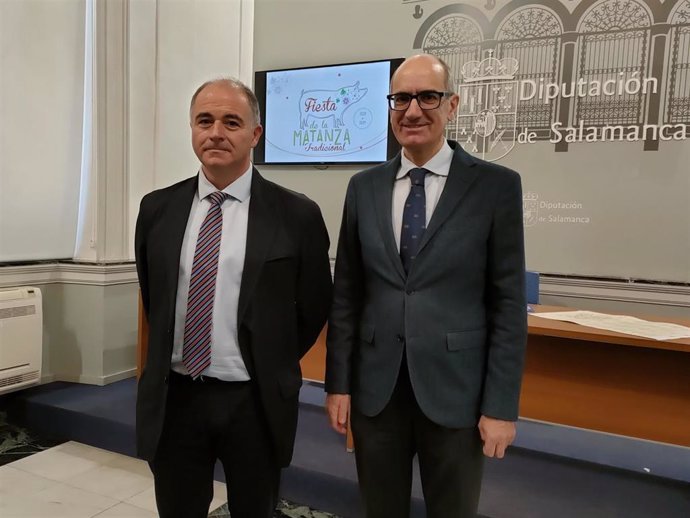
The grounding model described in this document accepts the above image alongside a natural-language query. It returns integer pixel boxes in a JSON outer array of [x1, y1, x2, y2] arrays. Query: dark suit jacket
[[326, 141, 527, 427], [134, 169, 332, 466]]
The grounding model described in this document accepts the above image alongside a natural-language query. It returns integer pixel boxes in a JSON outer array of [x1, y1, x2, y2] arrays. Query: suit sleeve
[[325, 178, 364, 395], [295, 200, 333, 358], [134, 195, 151, 318], [481, 171, 528, 421]]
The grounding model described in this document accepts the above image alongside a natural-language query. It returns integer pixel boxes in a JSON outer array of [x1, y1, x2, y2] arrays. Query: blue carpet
[[9, 379, 137, 457], [3, 379, 689, 518]]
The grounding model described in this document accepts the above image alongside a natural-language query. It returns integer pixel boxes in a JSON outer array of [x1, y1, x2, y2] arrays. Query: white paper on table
[[531, 310, 690, 341]]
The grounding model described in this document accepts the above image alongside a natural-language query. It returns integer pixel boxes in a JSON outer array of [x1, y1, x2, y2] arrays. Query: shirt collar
[[198, 164, 253, 202], [397, 141, 454, 180]]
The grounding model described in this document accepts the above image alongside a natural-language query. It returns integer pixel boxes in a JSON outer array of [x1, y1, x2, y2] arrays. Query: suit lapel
[[416, 144, 479, 257], [164, 176, 198, 321], [238, 169, 277, 324], [372, 156, 407, 281]]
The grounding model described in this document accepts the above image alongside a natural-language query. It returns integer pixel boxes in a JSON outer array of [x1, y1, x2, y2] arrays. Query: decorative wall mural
[[411, 0, 690, 159]]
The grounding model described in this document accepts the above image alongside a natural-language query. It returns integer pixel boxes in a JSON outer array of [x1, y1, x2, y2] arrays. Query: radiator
[[0, 287, 43, 394]]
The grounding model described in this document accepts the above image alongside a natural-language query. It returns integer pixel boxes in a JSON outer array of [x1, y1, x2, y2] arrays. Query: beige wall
[[2, 0, 688, 387], [253, 0, 690, 283], [55, 282, 137, 385], [253, 0, 419, 256]]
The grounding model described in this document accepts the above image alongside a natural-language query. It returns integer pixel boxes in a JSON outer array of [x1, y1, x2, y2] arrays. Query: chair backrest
[[525, 271, 540, 305]]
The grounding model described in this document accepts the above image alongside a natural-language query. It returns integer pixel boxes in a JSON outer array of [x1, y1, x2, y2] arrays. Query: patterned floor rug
[[0, 410, 64, 467], [209, 501, 340, 517]]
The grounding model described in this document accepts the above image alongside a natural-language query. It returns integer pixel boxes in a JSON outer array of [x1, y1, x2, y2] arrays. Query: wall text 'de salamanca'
[[549, 122, 687, 143]]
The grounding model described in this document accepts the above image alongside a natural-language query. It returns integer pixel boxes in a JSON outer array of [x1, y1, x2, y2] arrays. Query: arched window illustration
[[496, 6, 563, 134], [422, 15, 483, 86], [666, 0, 690, 124], [574, 0, 652, 126]]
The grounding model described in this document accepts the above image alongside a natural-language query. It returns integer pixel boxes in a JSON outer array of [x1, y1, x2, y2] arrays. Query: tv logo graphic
[[299, 82, 368, 128], [454, 52, 519, 162]]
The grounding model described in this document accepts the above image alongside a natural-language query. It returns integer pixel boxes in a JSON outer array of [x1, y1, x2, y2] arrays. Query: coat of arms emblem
[[523, 191, 539, 227], [450, 51, 519, 162]]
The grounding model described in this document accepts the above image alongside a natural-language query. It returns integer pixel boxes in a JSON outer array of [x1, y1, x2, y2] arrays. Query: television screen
[[254, 58, 404, 165]]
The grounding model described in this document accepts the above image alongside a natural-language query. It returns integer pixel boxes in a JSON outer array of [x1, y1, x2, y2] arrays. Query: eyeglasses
[[386, 91, 453, 111]]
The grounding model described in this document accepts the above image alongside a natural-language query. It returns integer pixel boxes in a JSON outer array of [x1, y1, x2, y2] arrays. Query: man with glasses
[[326, 54, 527, 517]]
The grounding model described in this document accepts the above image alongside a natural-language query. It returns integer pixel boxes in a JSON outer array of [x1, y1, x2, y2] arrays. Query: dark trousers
[[351, 358, 484, 518], [149, 371, 280, 518]]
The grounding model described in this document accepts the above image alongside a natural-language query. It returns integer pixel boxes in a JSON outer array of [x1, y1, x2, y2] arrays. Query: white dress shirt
[[392, 141, 454, 250], [171, 166, 252, 381]]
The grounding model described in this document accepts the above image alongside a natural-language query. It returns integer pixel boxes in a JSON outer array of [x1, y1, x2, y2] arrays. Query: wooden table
[[299, 305, 690, 447], [301, 326, 327, 383], [138, 299, 690, 447], [523, 305, 690, 447]]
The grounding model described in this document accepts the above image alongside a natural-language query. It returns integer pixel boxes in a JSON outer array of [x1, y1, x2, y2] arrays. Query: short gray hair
[[189, 78, 261, 126]]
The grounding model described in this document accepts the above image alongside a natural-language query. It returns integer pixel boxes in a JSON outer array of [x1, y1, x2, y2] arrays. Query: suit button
[[406, 289, 415, 295], [164, 376, 169, 384], [397, 334, 404, 343]]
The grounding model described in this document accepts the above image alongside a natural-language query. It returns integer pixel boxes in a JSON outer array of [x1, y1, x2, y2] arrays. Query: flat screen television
[[254, 58, 404, 166]]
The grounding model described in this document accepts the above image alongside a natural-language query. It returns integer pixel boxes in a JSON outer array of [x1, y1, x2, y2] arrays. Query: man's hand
[[478, 415, 516, 459], [326, 394, 351, 435]]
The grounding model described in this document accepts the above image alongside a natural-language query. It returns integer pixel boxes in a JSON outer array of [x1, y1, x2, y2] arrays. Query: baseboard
[[515, 418, 690, 483], [39, 374, 55, 384], [102, 368, 137, 384], [54, 368, 137, 386]]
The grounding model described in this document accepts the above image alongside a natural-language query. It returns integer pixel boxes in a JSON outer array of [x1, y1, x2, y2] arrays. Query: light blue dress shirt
[[171, 166, 252, 381]]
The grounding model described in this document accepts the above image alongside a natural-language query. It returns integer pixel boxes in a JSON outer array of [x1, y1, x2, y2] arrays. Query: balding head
[[391, 54, 454, 94], [388, 54, 459, 166], [190, 78, 261, 126]]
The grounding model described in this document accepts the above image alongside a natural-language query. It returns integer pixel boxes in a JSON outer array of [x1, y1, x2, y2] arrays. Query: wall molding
[[2, 262, 687, 308], [540, 275, 690, 308], [0, 262, 138, 288]]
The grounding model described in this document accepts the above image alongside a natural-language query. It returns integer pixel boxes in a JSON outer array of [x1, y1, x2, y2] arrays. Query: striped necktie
[[182, 191, 228, 379], [400, 168, 428, 274]]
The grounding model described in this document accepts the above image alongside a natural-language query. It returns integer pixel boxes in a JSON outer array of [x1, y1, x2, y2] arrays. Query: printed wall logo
[[523, 192, 591, 227], [455, 52, 519, 161], [413, 0, 690, 159], [523, 191, 539, 227]]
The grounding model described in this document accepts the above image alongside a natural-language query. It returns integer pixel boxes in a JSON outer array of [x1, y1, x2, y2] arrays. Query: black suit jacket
[[135, 169, 332, 466], [326, 141, 527, 427]]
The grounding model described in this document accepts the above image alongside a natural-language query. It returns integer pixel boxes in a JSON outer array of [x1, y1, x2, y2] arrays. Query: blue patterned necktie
[[400, 168, 428, 274], [182, 191, 228, 378]]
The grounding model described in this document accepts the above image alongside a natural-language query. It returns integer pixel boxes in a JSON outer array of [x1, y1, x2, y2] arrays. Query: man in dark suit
[[135, 78, 332, 518], [325, 54, 527, 517]]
